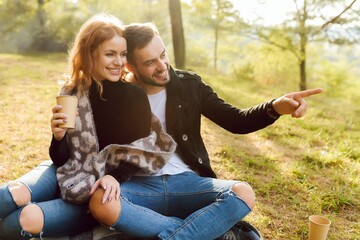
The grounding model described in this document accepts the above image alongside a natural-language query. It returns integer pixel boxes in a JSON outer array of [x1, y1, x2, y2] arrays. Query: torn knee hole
[[231, 182, 256, 210], [8, 182, 31, 207], [20, 203, 44, 234]]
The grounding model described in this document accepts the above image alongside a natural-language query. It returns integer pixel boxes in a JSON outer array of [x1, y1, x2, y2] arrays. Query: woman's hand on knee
[[89, 175, 120, 204]]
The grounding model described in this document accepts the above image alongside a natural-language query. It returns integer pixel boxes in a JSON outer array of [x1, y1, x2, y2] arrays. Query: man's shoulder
[[174, 69, 201, 81]]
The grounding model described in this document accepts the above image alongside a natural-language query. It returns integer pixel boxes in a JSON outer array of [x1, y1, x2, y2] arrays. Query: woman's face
[[92, 35, 127, 82]]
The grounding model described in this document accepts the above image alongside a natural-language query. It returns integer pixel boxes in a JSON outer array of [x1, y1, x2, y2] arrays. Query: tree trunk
[[169, 0, 186, 69], [299, 0, 307, 90], [299, 58, 306, 90], [214, 26, 218, 70]]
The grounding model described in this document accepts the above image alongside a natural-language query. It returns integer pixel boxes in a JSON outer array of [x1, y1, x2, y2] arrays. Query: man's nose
[[156, 59, 167, 70]]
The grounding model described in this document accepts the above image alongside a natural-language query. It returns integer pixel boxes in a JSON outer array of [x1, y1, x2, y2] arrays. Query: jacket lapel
[[166, 67, 188, 134]]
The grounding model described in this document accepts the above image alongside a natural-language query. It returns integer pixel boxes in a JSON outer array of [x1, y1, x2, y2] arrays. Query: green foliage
[[190, 0, 243, 29], [232, 63, 254, 82], [188, 0, 247, 69], [0, 0, 171, 53]]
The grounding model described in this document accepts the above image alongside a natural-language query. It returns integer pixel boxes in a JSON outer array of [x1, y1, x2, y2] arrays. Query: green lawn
[[0, 53, 359, 239]]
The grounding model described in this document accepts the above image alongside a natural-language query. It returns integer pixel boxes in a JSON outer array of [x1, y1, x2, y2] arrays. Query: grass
[[200, 73, 360, 239], [0, 53, 359, 239], [0, 53, 67, 181]]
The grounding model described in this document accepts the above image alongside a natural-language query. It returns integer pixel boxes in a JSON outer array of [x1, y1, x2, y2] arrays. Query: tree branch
[[321, 0, 358, 30]]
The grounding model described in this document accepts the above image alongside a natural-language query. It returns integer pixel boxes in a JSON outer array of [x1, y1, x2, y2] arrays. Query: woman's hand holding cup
[[51, 105, 68, 141]]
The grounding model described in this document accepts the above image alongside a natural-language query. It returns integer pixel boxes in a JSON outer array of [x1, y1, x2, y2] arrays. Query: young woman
[[0, 13, 155, 239]]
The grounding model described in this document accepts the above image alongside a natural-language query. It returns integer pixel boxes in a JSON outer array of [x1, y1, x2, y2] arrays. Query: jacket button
[[182, 134, 188, 141], [179, 73, 184, 78], [198, 157, 203, 164]]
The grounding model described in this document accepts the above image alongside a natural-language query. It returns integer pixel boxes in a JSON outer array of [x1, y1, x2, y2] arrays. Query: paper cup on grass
[[308, 215, 331, 240], [56, 95, 78, 129]]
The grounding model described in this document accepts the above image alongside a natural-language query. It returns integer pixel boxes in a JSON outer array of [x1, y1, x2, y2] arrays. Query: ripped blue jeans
[[112, 172, 252, 239], [0, 161, 97, 239]]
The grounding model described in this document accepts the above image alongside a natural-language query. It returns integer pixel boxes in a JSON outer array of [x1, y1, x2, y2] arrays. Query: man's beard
[[137, 66, 170, 87]]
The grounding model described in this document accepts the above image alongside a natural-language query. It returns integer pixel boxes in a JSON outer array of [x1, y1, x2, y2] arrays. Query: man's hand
[[272, 88, 323, 118], [89, 175, 120, 204]]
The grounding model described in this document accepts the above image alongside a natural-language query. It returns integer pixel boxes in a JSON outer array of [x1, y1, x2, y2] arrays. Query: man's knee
[[8, 182, 31, 207], [19, 203, 44, 234], [231, 182, 256, 209], [89, 188, 121, 226]]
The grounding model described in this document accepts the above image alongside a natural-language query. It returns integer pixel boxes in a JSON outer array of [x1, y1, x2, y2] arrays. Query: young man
[[89, 22, 323, 240]]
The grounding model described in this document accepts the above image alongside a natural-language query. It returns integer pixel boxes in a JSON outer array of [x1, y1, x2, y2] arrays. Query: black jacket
[[166, 67, 278, 178]]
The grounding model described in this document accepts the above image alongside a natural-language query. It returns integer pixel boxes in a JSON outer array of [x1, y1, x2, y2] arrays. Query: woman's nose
[[114, 56, 125, 66]]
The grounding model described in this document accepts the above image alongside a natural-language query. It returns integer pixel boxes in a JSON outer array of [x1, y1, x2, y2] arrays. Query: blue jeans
[[0, 160, 97, 239], [113, 172, 252, 239]]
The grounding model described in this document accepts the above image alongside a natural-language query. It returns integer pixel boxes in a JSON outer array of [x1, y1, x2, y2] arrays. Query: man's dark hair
[[124, 22, 159, 65]]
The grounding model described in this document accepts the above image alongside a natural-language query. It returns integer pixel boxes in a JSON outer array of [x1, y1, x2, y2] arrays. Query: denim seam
[[122, 188, 220, 197], [120, 189, 163, 197], [162, 176, 169, 215]]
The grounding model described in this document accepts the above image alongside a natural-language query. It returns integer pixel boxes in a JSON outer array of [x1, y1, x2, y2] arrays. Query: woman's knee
[[89, 188, 121, 226], [8, 182, 31, 207], [231, 182, 256, 209], [19, 203, 44, 234]]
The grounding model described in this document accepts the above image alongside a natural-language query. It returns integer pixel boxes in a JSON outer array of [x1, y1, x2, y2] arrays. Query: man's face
[[130, 35, 170, 93]]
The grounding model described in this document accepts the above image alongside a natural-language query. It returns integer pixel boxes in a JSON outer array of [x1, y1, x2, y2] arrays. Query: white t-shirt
[[145, 89, 193, 176]]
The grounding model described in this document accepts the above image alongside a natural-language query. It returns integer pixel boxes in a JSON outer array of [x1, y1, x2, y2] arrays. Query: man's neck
[[143, 85, 166, 95]]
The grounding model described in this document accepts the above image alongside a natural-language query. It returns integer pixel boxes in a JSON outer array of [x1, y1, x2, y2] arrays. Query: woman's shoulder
[[102, 80, 146, 98], [119, 81, 147, 97]]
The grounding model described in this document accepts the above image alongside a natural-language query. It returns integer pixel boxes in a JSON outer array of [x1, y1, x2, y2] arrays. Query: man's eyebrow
[[143, 49, 166, 65]]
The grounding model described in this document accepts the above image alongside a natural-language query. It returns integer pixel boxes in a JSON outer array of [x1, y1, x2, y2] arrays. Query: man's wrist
[[266, 99, 281, 120]]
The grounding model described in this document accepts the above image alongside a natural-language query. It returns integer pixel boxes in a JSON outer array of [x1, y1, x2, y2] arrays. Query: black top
[[49, 80, 152, 182], [163, 67, 279, 177]]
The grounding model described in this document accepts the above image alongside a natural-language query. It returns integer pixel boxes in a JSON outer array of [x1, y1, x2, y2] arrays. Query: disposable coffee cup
[[308, 215, 331, 240], [56, 95, 78, 129]]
